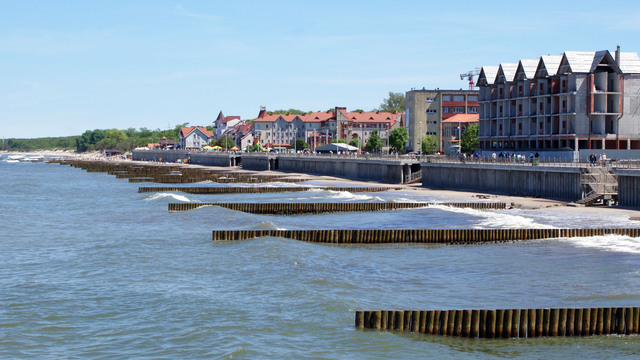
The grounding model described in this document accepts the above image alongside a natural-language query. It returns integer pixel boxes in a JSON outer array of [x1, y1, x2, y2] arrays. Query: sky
[[2, 0, 640, 139]]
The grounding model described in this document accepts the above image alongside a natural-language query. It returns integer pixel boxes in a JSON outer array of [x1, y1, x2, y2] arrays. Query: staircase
[[577, 166, 618, 206]]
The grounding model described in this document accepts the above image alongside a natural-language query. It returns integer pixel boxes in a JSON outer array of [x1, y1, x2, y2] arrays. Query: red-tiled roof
[[441, 114, 479, 123], [180, 126, 214, 138], [347, 111, 401, 124]]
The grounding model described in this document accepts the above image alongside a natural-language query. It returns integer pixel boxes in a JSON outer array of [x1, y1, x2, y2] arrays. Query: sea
[[1, 154, 639, 359]]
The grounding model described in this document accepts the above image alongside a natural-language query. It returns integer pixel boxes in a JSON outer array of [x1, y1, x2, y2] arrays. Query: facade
[[224, 121, 255, 150], [405, 89, 479, 152], [441, 113, 479, 154], [178, 126, 214, 150], [477, 48, 640, 153], [213, 111, 241, 139], [253, 107, 401, 151]]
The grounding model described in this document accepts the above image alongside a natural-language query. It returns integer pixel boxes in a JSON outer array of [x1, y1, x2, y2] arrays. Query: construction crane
[[460, 69, 481, 90]]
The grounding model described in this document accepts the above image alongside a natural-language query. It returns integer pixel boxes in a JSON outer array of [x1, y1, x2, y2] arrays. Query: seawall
[[421, 162, 582, 201]]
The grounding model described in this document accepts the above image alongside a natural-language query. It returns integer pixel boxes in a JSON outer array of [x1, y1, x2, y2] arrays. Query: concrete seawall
[[421, 163, 582, 201], [616, 170, 640, 208]]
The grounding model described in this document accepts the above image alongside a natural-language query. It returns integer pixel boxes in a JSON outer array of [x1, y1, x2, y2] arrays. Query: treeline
[[1, 136, 78, 152], [2, 123, 204, 153], [77, 124, 197, 152]]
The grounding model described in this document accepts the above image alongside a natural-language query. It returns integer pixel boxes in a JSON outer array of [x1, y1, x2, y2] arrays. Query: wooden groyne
[[52, 160, 316, 184], [355, 307, 640, 338], [169, 202, 507, 213], [211, 228, 640, 244], [138, 186, 397, 194]]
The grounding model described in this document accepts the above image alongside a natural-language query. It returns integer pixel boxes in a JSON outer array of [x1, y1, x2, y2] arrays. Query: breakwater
[[211, 228, 640, 244], [52, 159, 313, 184], [355, 307, 640, 338], [138, 186, 396, 194], [169, 202, 507, 213]]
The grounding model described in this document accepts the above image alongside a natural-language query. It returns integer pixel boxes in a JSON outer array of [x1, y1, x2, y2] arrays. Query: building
[[441, 113, 479, 154], [178, 126, 214, 150], [476, 47, 640, 155], [405, 89, 479, 152], [253, 107, 401, 151], [224, 121, 255, 150], [213, 111, 241, 139]]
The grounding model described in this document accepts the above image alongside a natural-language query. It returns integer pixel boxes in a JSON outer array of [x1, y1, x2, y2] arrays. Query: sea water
[[1, 156, 639, 359]]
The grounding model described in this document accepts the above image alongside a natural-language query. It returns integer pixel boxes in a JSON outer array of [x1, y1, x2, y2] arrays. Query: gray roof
[[477, 66, 499, 86], [497, 63, 518, 83], [515, 59, 539, 80], [561, 51, 596, 73], [536, 55, 563, 77], [619, 52, 640, 73]]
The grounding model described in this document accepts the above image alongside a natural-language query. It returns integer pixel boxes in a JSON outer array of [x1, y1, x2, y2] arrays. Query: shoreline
[[5, 149, 640, 219]]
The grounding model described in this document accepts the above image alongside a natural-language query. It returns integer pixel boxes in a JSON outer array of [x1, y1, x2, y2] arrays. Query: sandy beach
[[5, 149, 640, 220]]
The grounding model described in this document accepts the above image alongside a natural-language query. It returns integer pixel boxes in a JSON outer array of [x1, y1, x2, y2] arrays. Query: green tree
[[366, 130, 383, 153], [388, 127, 409, 152], [349, 138, 362, 149], [379, 92, 405, 113], [216, 135, 235, 149], [272, 109, 306, 115], [422, 136, 438, 154], [331, 139, 346, 144], [460, 123, 479, 154], [291, 137, 310, 151]]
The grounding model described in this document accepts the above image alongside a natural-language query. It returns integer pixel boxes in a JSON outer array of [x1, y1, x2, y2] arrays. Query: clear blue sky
[[2, 0, 640, 138]]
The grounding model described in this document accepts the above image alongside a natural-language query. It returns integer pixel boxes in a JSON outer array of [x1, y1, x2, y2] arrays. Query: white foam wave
[[143, 192, 199, 203], [325, 190, 385, 202], [428, 205, 556, 229], [561, 235, 640, 254]]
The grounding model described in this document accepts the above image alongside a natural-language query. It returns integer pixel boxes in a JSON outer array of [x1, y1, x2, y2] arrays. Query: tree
[[422, 136, 438, 154], [366, 130, 383, 153], [388, 127, 409, 152], [460, 123, 479, 154], [349, 138, 362, 149], [379, 92, 405, 113], [331, 139, 346, 144], [291, 137, 309, 151], [216, 135, 235, 149], [272, 109, 306, 115]]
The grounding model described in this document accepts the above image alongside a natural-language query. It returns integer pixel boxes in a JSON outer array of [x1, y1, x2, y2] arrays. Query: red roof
[[441, 114, 479, 124], [180, 126, 214, 138], [347, 111, 401, 125]]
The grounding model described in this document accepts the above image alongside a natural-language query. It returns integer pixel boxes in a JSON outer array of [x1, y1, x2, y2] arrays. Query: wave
[[428, 205, 556, 229], [560, 234, 640, 254], [251, 221, 286, 231], [142, 192, 199, 203]]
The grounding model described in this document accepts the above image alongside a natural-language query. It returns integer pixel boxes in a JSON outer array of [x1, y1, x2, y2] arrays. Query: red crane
[[460, 69, 481, 90]]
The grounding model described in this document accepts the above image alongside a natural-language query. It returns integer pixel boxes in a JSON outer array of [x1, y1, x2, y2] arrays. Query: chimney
[[615, 45, 621, 66], [258, 106, 266, 118]]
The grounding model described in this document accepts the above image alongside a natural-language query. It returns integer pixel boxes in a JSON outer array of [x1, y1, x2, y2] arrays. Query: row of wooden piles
[[355, 307, 640, 338], [168, 202, 507, 213], [211, 228, 640, 244], [138, 186, 397, 194], [50, 159, 314, 184]]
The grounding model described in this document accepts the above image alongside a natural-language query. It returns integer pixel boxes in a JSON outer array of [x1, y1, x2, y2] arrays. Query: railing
[[404, 170, 423, 183]]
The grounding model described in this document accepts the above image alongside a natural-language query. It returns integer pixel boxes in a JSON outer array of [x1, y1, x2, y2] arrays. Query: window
[[453, 95, 464, 102], [427, 109, 437, 114], [468, 95, 478, 102], [425, 97, 436, 103], [453, 107, 464, 113], [443, 107, 450, 113], [468, 106, 478, 113], [442, 95, 451, 101]]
